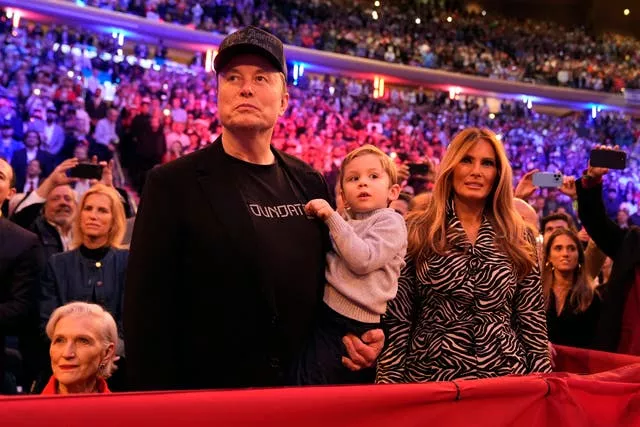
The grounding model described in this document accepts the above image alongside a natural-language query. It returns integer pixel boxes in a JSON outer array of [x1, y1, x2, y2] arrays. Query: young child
[[293, 145, 408, 385]]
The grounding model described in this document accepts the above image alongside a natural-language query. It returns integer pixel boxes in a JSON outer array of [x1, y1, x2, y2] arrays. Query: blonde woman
[[40, 184, 127, 355], [377, 128, 551, 383], [42, 302, 118, 394]]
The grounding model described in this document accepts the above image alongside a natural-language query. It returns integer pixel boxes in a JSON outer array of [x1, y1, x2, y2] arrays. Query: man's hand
[[587, 144, 616, 179], [305, 199, 334, 221], [559, 176, 577, 200], [514, 169, 539, 200], [341, 329, 385, 371], [50, 158, 80, 187], [89, 156, 114, 187], [36, 158, 79, 198]]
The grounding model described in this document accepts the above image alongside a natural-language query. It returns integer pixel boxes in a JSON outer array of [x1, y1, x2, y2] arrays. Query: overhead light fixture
[[415, 18, 421, 24], [447, 16, 453, 23], [623, 8, 630, 16]]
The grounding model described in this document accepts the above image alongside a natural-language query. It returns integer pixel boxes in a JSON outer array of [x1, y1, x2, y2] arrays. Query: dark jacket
[[10, 149, 55, 193], [40, 247, 128, 336], [577, 179, 640, 352], [10, 203, 64, 262], [0, 218, 43, 383], [31, 216, 64, 263], [124, 139, 332, 391]]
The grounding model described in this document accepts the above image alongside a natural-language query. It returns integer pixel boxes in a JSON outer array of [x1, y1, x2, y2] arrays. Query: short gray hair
[[46, 302, 119, 378]]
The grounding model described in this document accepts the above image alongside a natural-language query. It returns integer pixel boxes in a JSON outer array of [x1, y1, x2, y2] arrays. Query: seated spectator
[[42, 302, 117, 394], [543, 228, 601, 349], [11, 159, 80, 260], [40, 183, 128, 350], [23, 160, 43, 194], [10, 131, 55, 193]]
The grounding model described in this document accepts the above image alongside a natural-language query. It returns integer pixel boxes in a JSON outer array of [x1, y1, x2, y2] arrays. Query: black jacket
[[10, 149, 56, 193], [0, 218, 43, 382], [124, 139, 332, 391], [11, 203, 64, 263], [577, 179, 640, 352]]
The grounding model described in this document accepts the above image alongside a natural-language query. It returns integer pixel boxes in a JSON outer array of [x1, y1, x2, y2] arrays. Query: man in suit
[[10, 130, 55, 193], [125, 26, 383, 392], [0, 158, 43, 393]]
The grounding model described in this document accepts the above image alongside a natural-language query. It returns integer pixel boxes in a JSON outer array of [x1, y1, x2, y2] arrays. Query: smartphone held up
[[68, 163, 104, 180], [589, 149, 627, 170], [532, 172, 563, 188]]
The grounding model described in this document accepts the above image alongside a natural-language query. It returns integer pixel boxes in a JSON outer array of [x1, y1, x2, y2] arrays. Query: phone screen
[[590, 149, 627, 170], [69, 164, 103, 180]]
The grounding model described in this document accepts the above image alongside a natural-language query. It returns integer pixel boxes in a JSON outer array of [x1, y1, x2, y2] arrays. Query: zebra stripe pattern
[[376, 203, 552, 383]]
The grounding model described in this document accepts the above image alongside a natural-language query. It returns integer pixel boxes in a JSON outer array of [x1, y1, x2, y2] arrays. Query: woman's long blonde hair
[[71, 184, 126, 249], [407, 127, 536, 280], [542, 228, 595, 313]]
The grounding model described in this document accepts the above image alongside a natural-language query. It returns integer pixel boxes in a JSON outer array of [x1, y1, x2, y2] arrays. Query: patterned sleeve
[[376, 259, 418, 384], [512, 254, 553, 373]]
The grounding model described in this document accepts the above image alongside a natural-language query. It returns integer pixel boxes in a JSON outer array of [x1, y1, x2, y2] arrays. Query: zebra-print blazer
[[376, 203, 552, 383]]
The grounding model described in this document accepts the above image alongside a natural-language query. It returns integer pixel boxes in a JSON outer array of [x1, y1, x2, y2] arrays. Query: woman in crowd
[[377, 127, 551, 383], [543, 229, 601, 349], [40, 183, 128, 352], [42, 302, 117, 394]]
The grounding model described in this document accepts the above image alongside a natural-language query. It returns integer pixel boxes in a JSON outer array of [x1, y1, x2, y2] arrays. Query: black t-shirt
[[227, 153, 326, 363]]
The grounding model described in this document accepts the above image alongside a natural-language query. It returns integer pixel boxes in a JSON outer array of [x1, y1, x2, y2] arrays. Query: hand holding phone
[[532, 172, 563, 188]]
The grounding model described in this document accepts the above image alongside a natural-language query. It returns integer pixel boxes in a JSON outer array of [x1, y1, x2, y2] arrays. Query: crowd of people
[[73, 0, 640, 92], [2, 13, 640, 397]]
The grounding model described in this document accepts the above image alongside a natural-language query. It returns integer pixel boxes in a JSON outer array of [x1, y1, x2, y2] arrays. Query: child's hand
[[305, 199, 334, 221]]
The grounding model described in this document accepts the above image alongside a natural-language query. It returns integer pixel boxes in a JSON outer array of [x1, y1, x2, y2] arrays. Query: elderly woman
[[42, 302, 117, 394], [40, 183, 128, 350], [377, 128, 551, 383]]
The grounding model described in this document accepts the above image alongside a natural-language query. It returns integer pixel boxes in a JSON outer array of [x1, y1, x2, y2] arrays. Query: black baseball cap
[[214, 26, 287, 79]]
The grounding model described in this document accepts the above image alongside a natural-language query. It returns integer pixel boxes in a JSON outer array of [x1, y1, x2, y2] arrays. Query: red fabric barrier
[[1, 347, 639, 427], [553, 344, 640, 374]]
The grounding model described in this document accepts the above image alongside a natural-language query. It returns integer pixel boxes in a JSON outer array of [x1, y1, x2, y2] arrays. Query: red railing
[[1, 346, 639, 427]]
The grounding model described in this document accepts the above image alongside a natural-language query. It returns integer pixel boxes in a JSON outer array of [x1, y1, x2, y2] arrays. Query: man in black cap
[[125, 26, 383, 391]]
